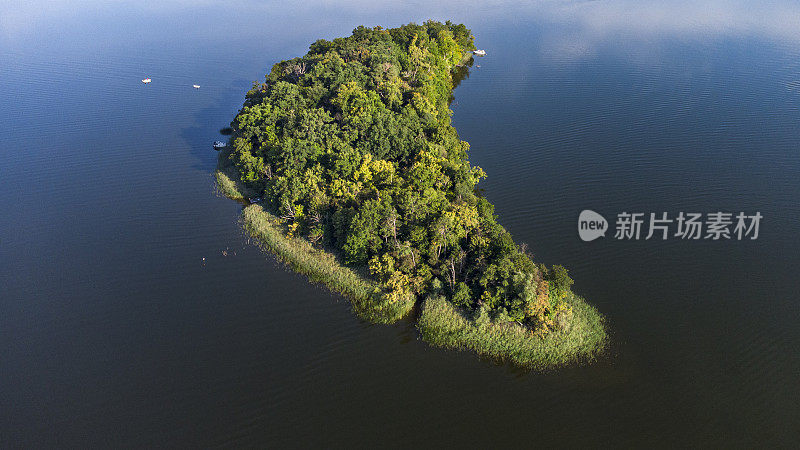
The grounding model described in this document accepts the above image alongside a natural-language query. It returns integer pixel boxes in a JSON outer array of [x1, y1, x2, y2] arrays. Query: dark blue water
[[2, 2, 800, 446]]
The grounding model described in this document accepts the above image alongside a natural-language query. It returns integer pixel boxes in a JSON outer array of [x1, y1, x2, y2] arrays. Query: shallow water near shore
[[2, 1, 800, 446]]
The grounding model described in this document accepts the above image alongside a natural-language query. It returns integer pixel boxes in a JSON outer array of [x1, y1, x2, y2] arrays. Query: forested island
[[215, 21, 606, 368]]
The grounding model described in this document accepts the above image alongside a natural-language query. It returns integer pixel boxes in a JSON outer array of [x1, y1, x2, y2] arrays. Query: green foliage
[[545, 264, 574, 305], [221, 21, 597, 348], [451, 282, 472, 308]]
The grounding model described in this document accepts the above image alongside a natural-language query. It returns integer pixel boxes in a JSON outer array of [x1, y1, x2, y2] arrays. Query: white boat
[[142, 78, 152, 84], [213, 141, 227, 150], [473, 49, 486, 56], [193, 84, 200, 89]]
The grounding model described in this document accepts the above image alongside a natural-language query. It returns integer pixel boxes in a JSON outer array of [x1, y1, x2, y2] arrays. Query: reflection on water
[[2, 1, 800, 447]]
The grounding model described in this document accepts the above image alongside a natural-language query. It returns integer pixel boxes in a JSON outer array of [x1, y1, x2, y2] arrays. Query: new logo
[[578, 210, 608, 241]]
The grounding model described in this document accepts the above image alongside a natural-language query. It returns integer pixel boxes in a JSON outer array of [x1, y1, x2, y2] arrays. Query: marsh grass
[[214, 150, 260, 201], [215, 169, 246, 201], [241, 204, 415, 323], [418, 294, 607, 369]]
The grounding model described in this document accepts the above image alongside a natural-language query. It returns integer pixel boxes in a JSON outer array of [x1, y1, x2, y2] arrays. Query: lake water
[[2, 1, 800, 446]]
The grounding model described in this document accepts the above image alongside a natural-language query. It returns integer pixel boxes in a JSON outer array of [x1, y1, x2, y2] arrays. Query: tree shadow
[[179, 77, 253, 172]]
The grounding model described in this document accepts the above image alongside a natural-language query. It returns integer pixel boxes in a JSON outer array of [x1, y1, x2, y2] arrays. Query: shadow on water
[[180, 78, 253, 172], [449, 56, 474, 105]]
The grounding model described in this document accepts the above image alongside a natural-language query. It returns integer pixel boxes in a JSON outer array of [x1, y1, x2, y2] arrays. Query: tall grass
[[241, 205, 415, 324], [215, 169, 246, 201], [214, 148, 261, 201], [418, 293, 607, 369]]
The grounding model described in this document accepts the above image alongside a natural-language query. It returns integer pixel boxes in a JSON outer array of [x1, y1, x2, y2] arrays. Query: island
[[215, 21, 606, 368]]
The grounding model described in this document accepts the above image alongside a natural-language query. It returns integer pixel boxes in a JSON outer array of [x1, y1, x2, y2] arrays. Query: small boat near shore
[[213, 141, 227, 150], [473, 49, 486, 56]]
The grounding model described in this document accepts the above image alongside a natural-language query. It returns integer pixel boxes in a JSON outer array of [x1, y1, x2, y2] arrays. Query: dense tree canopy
[[226, 21, 573, 332]]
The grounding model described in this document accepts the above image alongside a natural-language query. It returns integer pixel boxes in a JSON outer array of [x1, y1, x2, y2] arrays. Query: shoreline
[[216, 163, 607, 368]]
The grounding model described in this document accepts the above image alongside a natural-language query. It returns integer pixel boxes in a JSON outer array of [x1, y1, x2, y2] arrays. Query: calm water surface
[[2, 1, 800, 446]]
